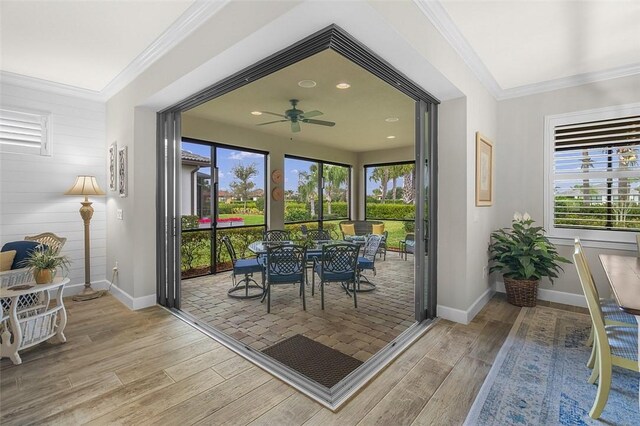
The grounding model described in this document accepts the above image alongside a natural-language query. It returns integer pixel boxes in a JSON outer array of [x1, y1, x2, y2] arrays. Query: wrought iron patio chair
[[400, 233, 415, 260], [221, 236, 264, 299], [264, 245, 306, 313], [356, 234, 382, 292], [263, 230, 291, 242], [312, 243, 360, 310], [307, 229, 331, 241], [573, 242, 639, 419]]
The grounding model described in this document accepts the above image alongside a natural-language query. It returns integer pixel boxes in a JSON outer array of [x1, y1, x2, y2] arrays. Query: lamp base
[[72, 285, 106, 301]]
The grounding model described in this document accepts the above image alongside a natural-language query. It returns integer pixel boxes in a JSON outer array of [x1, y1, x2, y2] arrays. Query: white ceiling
[[185, 50, 416, 153], [0, 0, 193, 91], [0, 0, 638, 97], [439, 0, 640, 90]]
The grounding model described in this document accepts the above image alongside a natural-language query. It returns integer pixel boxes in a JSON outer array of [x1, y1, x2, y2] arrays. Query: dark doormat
[[262, 334, 363, 388]]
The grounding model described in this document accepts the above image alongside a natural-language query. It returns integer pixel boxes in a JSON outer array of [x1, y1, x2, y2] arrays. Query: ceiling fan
[[256, 99, 335, 133]]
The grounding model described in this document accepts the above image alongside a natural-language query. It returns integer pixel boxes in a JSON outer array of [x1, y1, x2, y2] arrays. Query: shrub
[[181, 215, 200, 230], [366, 203, 415, 220], [181, 230, 209, 270], [285, 208, 311, 222]]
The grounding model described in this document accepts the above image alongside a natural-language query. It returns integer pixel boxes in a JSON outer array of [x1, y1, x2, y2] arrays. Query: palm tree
[[297, 164, 318, 218], [370, 167, 390, 203], [401, 164, 416, 204], [323, 165, 348, 215]]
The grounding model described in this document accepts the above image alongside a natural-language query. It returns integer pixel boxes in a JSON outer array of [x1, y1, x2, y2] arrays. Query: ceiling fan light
[[336, 82, 351, 89], [385, 117, 399, 122], [386, 135, 396, 139], [251, 111, 262, 115], [298, 80, 317, 88]]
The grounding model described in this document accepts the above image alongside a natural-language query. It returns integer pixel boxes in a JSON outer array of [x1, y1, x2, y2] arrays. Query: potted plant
[[488, 212, 570, 307], [20, 245, 71, 284]]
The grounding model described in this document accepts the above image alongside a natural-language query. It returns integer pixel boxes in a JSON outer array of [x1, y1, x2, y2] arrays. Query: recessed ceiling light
[[298, 80, 317, 88], [386, 135, 396, 139], [336, 82, 351, 89], [251, 111, 262, 116], [385, 117, 399, 122]]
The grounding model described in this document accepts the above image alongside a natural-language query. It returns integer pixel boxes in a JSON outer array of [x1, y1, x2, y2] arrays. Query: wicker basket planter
[[503, 276, 539, 307]]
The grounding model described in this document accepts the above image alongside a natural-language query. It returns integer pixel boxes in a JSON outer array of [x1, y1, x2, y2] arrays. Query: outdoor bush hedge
[[366, 203, 415, 219]]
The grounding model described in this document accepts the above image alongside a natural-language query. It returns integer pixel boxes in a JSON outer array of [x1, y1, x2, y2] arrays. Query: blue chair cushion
[[267, 273, 304, 284], [234, 258, 263, 274], [601, 299, 638, 325], [606, 325, 638, 362], [1, 241, 44, 269], [314, 264, 354, 282], [357, 257, 374, 269]]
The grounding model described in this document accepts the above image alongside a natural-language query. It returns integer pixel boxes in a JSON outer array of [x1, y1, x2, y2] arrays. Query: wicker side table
[[0, 277, 69, 365]]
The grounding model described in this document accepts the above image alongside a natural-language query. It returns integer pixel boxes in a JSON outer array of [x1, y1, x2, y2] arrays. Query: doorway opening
[[157, 25, 438, 409]]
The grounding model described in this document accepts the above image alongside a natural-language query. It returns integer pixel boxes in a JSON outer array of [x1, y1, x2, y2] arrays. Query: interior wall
[[0, 82, 107, 295], [105, 0, 498, 320], [182, 115, 359, 229], [496, 74, 640, 302]]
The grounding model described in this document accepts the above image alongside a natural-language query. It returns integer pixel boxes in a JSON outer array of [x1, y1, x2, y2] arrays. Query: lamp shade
[[65, 176, 105, 196]]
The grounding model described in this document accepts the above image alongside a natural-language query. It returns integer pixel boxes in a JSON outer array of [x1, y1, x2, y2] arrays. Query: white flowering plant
[[488, 213, 570, 282]]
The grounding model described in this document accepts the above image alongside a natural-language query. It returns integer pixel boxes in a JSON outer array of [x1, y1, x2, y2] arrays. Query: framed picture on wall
[[475, 132, 493, 206], [118, 145, 128, 198], [108, 142, 117, 191]]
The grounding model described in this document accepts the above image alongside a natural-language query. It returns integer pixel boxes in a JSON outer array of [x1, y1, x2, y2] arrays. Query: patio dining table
[[248, 240, 341, 256]]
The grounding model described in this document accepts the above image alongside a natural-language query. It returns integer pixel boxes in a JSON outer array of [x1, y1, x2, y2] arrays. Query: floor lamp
[[65, 176, 106, 301]]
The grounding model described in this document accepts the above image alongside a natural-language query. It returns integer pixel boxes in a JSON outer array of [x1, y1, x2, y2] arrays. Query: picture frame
[[108, 142, 117, 191], [475, 132, 493, 206], [118, 145, 128, 198]]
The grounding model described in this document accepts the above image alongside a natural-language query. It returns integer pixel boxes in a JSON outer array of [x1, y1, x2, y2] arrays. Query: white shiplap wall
[[0, 83, 106, 289]]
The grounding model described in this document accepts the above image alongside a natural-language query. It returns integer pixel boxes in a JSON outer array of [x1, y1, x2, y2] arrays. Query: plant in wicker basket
[[20, 245, 71, 284], [488, 212, 570, 307]]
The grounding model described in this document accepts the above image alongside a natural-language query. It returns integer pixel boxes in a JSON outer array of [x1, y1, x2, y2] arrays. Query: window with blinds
[[552, 113, 639, 232], [0, 108, 51, 155]]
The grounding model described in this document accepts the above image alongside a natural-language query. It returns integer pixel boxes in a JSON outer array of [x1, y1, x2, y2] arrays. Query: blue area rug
[[465, 306, 639, 425]]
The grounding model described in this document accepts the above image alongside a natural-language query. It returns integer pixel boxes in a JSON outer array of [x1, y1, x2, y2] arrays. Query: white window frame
[[544, 102, 640, 249], [0, 107, 52, 156]]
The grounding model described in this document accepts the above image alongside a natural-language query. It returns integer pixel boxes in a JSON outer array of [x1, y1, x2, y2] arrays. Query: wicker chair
[[25, 233, 67, 255]]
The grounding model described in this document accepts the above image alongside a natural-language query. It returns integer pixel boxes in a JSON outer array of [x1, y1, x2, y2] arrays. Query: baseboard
[[494, 281, 587, 308], [62, 280, 109, 298], [104, 280, 157, 310], [437, 287, 494, 324]]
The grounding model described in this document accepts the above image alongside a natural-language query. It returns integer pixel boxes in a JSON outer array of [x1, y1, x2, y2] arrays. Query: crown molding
[[0, 71, 103, 101], [412, 0, 502, 98], [1, 0, 230, 103], [101, 0, 231, 99], [413, 0, 640, 101], [497, 62, 640, 100]]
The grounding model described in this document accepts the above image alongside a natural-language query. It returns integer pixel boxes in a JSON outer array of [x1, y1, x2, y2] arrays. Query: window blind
[[552, 114, 639, 231], [0, 109, 50, 155]]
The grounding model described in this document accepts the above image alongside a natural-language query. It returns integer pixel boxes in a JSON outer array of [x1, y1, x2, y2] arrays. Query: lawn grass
[[218, 214, 264, 226]]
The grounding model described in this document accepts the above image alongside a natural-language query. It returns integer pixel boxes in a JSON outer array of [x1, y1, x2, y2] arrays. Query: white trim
[[548, 236, 637, 252], [494, 280, 587, 308], [498, 62, 640, 100], [101, 0, 231, 99], [437, 287, 494, 324], [0, 0, 230, 102], [0, 71, 102, 101], [412, 0, 502, 99], [105, 280, 157, 310], [61, 280, 109, 298], [413, 0, 640, 101], [543, 102, 640, 245]]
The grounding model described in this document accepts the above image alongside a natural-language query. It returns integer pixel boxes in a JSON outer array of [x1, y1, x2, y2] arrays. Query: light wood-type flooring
[[0, 292, 586, 425]]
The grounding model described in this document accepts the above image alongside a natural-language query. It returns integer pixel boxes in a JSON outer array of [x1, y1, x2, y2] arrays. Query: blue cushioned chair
[[357, 234, 382, 292], [264, 245, 306, 313], [312, 243, 360, 310], [221, 236, 264, 299], [1, 241, 44, 270]]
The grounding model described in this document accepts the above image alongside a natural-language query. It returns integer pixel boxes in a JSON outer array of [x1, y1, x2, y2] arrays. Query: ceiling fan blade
[[256, 119, 288, 126], [300, 110, 322, 119], [302, 118, 335, 127], [260, 111, 287, 118], [291, 121, 301, 133]]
